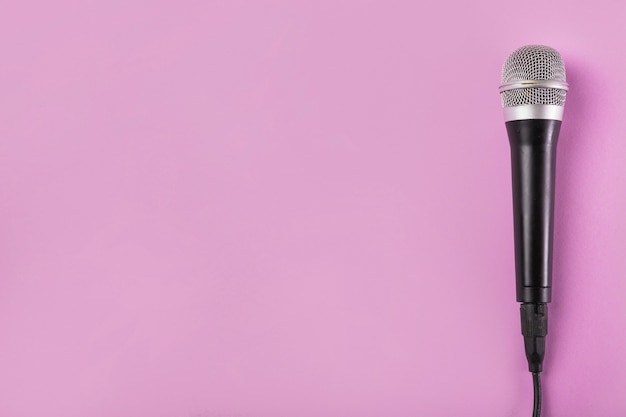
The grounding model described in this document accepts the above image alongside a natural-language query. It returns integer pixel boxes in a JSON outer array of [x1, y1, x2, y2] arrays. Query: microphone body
[[507, 119, 560, 304]]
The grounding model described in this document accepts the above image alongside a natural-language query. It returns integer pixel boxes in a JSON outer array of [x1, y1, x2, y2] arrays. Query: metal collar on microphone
[[502, 104, 565, 122]]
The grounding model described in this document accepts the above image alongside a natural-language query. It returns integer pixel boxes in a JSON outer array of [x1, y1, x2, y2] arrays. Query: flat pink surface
[[1, 1, 625, 416]]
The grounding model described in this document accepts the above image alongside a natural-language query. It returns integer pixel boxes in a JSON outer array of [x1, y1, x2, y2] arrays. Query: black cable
[[520, 304, 547, 416], [532, 372, 542, 417]]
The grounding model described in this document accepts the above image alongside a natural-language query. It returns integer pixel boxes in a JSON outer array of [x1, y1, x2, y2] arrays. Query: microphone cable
[[532, 372, 542, 417]]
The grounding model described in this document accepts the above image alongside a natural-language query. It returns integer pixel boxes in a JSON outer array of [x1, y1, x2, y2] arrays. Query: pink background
[[1, 1, 625, 416]]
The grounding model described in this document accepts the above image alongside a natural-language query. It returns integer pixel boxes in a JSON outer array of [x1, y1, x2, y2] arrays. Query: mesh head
[[500, 45, 567, 108]]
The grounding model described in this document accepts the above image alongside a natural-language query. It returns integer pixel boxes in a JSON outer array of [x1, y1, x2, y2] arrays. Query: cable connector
[[520, 303, 548, 373]]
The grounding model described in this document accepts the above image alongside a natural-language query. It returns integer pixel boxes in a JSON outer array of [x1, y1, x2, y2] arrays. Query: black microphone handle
[[507, 119, 561, 304]]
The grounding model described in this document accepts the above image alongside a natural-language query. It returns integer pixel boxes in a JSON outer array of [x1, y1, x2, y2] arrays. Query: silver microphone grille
[[500, 45, 567, 108]]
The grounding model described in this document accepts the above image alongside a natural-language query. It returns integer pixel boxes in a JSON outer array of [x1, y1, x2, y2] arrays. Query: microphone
[[499, 45, 568, 417]]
